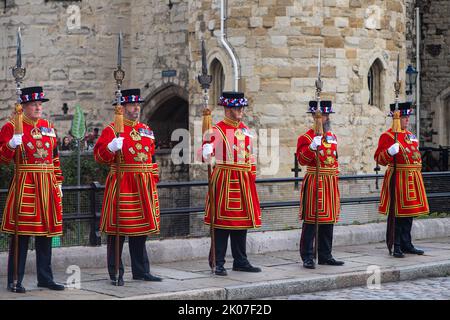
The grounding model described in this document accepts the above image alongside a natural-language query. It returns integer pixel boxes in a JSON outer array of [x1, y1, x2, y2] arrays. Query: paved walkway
[[1, 237, 449, 300]]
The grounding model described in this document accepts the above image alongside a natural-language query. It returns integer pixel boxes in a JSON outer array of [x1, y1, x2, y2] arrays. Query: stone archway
[[434, 87, 450, 146], [143, 84, 189, 150]]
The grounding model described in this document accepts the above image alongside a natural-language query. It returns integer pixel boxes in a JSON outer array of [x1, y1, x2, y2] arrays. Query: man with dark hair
[[94, 88, 162, 286], [296, 100, 344, 270]]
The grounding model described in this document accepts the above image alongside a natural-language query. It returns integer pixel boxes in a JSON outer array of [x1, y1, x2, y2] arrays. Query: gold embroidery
[[130, 128, 141, 141], [135, 143, 143, 150], [128, 147, 136, 155], [133, 152, 148, 162], [34, 148, 48, 159], [235, 129, 245, 141], [324, 156, 335, 166], [36, 140, 43, 148]]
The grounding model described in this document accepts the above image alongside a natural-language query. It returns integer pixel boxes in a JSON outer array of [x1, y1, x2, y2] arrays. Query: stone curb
[[1, 217, 449, 276], [121, 260, 450, 300]]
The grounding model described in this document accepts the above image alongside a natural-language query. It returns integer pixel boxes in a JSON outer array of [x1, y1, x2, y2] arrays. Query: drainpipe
[[220, 0, 240, 91], [416, 7, 421, 142]]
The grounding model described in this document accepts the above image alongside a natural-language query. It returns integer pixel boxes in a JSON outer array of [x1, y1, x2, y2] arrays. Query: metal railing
[[0, 171, 449, 251]]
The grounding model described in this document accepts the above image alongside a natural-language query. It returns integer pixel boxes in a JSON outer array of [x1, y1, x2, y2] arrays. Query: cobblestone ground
[[269, 276, 450, 300]]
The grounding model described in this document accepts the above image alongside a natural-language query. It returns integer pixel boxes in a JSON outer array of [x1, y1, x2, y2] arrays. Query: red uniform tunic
[[0, 116, 63, 236], [296, 129, 340, 224], [94, 118, 160, 236], [374, 129, 429, 217], [204, 117, 261, 229]]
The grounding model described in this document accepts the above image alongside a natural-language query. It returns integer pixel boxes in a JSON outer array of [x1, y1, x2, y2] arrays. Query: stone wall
[[1, 0, 411, 181], [406, 0, 450, 147], [189, 0, 409, 177]]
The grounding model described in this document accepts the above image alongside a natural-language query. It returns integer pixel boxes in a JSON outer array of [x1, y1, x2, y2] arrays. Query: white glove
[[8, 134, 23, 149], [310, 136, 322, 151], [202, 143, 213, 159], [107, 137, 124, 153], [58, 185, 63, 198], [388, 143, 400, 156]]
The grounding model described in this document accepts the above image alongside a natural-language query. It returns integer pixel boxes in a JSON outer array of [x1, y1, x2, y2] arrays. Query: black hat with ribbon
[[113, 88, 145, 105], [218, 91, 249, 108], [20, 86, 49, 103]]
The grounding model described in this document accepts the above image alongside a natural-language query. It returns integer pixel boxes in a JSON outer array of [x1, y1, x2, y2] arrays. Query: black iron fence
[[421, 146, 450, 172], [0, 172, 449, 251]]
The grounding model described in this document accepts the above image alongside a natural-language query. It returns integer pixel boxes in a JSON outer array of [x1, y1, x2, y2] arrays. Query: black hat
[[389, 102, 412, 117], [20, 86, 49, 103], [113, 88, 145, 105], [218, 91, 249, 108], [306, 100, 334, 113]]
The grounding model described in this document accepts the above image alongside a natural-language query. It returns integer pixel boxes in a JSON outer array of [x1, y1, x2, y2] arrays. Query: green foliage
[[60, 152, 110, 185], [71, 104, 86, 140], [0, 152, 110, 188]]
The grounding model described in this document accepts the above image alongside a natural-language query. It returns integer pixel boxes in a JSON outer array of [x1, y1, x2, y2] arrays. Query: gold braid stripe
[[110, 164, 156, 173], [306, 166, 338, 176], [387, 164, 422, 171], [17, 164, 55, 172]]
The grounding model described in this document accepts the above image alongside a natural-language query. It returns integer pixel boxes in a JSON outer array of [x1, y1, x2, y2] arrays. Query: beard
[[323, 119, 332, 133]]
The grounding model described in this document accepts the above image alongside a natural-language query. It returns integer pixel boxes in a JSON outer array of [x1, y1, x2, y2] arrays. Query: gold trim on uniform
[[128, 147, 136, 155], [235, 129, 245, 141], [130, 128, 142, 141], [135, 143, 142, 150], [223, 117, 240, 128]]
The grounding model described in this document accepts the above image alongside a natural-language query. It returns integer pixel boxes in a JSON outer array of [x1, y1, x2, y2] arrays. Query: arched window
[[210, 58, 225, 106], [368, 59, 383, 108]]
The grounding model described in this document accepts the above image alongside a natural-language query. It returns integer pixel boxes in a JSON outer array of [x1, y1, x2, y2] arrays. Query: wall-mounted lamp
[[405, 64, 418, 96]]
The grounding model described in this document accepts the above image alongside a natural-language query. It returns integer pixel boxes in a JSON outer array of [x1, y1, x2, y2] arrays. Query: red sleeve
[[49, 122, 64, 184], [94, 125, 116, 165], [0, 122, 16, 164], [296, 133, 316, 166], [374, 132, 394, 166]]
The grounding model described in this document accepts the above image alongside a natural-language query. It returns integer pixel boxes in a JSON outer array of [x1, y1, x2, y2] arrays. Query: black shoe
[[402, 247, 424, 255], [7, 283, 26, 294], [303, 259, 315, 269], [214, 266, 228, 276], [232, 264, 262, 273], [110, 277, 124, 286], [318, 258, 344, 266], [393, 247, 405, 258], [37, 281, 65, 291], [133, 273, 162, 282]]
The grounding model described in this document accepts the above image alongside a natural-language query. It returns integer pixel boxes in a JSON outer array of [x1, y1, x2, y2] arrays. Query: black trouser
[[394, 217, 415, 250], [7, 235, 54, 285], [107, 235, 150, 280], [300, 222, 334, 262], [214, 228, 250, 268]]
